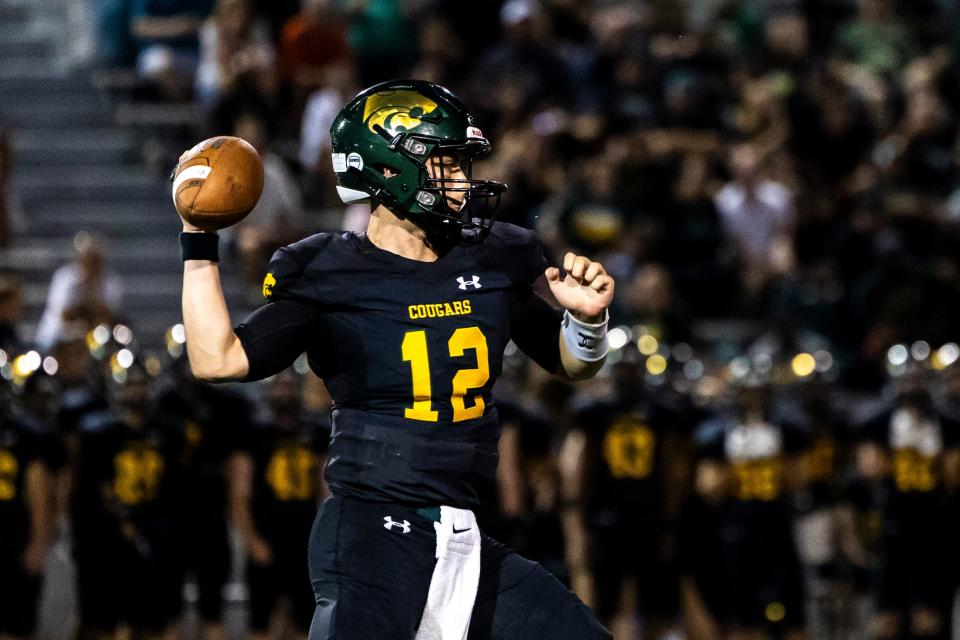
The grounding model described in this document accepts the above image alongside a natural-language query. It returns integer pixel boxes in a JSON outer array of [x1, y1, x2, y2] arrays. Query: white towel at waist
[[414, 506, 482, 640]]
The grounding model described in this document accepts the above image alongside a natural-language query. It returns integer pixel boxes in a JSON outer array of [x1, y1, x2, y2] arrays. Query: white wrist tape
[[561, 310, 609, 362]]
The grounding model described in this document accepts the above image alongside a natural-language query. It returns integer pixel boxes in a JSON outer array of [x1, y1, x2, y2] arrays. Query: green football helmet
[[329, 79, 506, 242]]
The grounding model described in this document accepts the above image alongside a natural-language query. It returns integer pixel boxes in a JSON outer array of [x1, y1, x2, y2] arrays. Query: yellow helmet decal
[[363, 90, 438, 136], [262, 272, 277, 299]]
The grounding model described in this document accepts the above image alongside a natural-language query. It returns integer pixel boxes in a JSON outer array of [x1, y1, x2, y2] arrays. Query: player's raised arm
[[175, 136, 317, 383], [174, 136, 263, 381], [181, 230, 321, 383], [181, 230, 250, 381], [546, 252, 615, 380]]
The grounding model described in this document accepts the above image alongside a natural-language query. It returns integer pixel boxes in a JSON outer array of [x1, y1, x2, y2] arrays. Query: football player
[[686, 376, 808, 640], [855, 367, 960, 640], [73, 360, 185, 640], [229, 368, 328, 640], [0, 374, 56, 640], [177, 79, 614, 639], [781, 377, 863, 639], [156, 354, 251, 639], [560, 347, 688, 639]]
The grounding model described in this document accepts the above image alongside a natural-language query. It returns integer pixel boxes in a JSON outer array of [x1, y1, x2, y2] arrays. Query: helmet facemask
[[371, 126, 506, 243]]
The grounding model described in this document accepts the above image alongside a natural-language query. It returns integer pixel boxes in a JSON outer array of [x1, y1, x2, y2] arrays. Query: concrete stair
[[0, 0, 246, 349]]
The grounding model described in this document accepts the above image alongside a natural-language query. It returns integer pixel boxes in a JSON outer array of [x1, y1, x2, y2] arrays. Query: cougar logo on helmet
[[363, 90, 439, 136]]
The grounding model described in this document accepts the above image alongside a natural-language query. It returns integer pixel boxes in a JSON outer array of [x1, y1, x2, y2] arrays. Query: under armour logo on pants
[[384, 516, 411, 533]]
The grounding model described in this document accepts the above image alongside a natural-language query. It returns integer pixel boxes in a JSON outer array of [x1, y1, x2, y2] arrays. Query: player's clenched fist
[[545, 252, 615, 322]]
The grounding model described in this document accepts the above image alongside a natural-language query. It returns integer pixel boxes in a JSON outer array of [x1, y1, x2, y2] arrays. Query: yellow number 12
[[402, 327, 489, 423]]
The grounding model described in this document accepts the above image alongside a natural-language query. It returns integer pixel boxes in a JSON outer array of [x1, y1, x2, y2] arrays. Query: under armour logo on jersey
[[383, 516, 411, 534], [457, 275, 482, 290]]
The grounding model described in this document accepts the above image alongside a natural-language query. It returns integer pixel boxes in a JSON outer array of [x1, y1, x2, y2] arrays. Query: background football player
[[177, 79, 614, 639], [156, 354, 251, 640], [560, 346, 689, 639], [228, 368, 328, 640], [73, 360, 185, 640], [685, 375, 808, 640], [854, 365, 960, 640], [0, 376, 56, 640]]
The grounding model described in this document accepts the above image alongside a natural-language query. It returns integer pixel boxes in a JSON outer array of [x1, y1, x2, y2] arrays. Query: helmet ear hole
[[375, 163, 400, 178]]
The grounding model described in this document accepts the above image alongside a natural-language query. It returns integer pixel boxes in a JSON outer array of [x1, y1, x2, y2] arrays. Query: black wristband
[[180, 232, 219, 262]]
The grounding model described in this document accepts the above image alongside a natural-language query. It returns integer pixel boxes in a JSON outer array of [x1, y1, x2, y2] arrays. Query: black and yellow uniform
[[75, 415, 185, 632], [860, 404, 960, 613], [157, 381, 250, 622], [486, 398, 567, 580], [0, 416, 54, 637], [234, 223, 610, 639], [696, 415, 807, 630], [244, 419, 327, 632], [575, 397, 682, 621]]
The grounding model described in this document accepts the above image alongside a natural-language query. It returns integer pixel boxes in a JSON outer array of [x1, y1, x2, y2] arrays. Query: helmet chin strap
[[460, 226, 484, 242]]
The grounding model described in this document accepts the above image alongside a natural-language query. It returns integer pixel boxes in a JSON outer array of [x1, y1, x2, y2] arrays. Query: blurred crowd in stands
[[2, 0, 960, 638]]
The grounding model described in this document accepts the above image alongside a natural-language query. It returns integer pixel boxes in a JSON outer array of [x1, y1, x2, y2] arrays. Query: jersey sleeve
[[510, 288, 562, 374], [517, 228, 551, 287], [260, 244, 306, 303], [238, 234, 346, 381], [234, 299, 322, 382], [260, 233, 352, 305], [498, 225, 564, 372], [481, 222, 552, 287]]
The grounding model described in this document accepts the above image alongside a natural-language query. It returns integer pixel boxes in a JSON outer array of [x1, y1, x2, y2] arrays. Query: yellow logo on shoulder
[[262, 272, 277, 299]]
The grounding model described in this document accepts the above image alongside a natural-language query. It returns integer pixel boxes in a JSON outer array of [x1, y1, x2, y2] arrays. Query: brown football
[[172, 136, 264, 231]]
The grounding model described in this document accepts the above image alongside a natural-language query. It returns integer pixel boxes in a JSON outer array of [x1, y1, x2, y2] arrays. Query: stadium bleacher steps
[[0, 0, 245, 350]]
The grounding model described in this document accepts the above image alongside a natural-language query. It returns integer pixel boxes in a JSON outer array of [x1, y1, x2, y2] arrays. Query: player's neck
[[366, 206, 440, 262]]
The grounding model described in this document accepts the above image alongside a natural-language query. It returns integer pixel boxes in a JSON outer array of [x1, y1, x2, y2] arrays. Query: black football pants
[[307, 495, 611, 640]]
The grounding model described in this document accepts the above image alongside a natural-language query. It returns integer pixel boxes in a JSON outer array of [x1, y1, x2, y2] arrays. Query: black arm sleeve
[[510, 287, 562, 374], [234, 299, 319, 382]]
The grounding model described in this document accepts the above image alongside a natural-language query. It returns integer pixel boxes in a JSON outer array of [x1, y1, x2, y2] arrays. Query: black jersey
[[58, 383, 109, 436], [859, 405, 960, 521], [235, 223, 561, 509], [575, 398, 675, 525], [244, 420, 326, 543], [0, 416, 54, 553], [78, 416, 184, 540], [156, 382, 250, 511], [697, 415, 807, 513]]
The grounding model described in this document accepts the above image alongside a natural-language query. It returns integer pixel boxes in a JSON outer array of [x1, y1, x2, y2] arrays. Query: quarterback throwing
[[178, 79, 614, 640]]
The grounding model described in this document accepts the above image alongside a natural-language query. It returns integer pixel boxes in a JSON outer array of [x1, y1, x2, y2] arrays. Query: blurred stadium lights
[[607, 326, 629, 350], [113, 324, 133, 345], [42, 356, 58, 376], [911, 340, 931, 361], [672, 342, 693, 363], [646, 354, 667, 376], [637, 334, 658, 356], [813, 350, 833, 373], [887, 344, 909, 366], [936, 343, 960, 368], [790, 353, 816, 378]]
